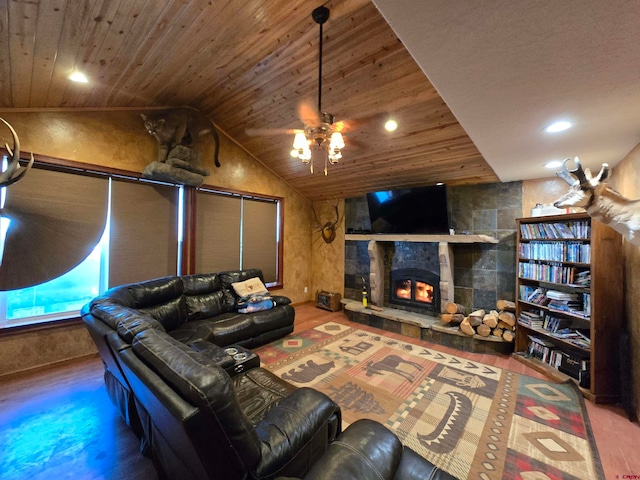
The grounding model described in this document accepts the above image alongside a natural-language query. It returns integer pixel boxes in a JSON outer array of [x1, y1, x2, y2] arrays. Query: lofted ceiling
[[1, 0, 638, 201]]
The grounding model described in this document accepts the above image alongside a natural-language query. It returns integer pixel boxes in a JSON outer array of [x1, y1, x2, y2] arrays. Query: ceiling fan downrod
[[312, 6, 329, 115]]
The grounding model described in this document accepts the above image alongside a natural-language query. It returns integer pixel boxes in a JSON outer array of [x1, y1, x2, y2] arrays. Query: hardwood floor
[[1, 303, 638, 479]]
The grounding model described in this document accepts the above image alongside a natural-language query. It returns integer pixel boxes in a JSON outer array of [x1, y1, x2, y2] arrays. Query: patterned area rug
[[254, 322, 604, 480]]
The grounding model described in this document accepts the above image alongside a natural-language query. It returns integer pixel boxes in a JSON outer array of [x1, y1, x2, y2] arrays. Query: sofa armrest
[[302, 419, 403, 480], [253, 387, 341, 478], [393, 446, 457, 480]]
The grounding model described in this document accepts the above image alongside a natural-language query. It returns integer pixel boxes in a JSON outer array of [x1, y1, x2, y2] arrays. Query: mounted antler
[[0, 117, 34, 188], [554, 156, 640, 245], [312, 200, 343, 244], [557, 156, 609, 188]]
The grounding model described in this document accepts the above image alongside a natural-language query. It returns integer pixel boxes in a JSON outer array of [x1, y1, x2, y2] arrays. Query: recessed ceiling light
[[68, 71, 89, 83], [384, 119, 398, 132], [544, 121, 572, 133], [436, 182, 444, 186], [544, 160, 563, 169]]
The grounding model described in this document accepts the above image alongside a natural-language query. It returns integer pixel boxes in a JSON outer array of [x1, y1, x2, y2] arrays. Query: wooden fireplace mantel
[[345, 233, 498, 243], [347, 233, 498, 312]]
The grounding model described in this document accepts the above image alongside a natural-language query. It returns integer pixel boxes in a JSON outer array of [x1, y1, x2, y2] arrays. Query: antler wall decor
[[0, 117, 34, 188], [312, 201, 343, 244], [554, 156, 640, 246]]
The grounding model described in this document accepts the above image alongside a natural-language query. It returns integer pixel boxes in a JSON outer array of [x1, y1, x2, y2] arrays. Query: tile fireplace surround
[[341, 234, 513, 354], [342, 182, 522, 353]]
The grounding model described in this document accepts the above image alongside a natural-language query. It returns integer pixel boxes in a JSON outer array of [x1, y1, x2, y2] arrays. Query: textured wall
[[0, 322, 96, 377], [521, 177, 574, 216], [310, 199, 345, 299], [0, 109, 313, 377], [608, 143, 640, 420]]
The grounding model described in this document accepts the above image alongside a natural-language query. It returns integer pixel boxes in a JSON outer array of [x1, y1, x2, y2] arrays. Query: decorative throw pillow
[[231, 277, 268, 298]]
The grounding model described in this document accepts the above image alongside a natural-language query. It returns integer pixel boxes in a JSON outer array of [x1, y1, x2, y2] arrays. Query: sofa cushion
[[182, 273, 235, 319], [170, 306, 294, 346], [302, 419, 403, 480], [90, 302, 164, 332], [182, 272, 222, 294], [131, 329, 262, 467], [116, 313, 166, 343], [126, 276, 183, 308], [233, 368, 298, 424], [185, 290, 229, 320], [139, 296, 188, 333], [220, 269, 264, 291]]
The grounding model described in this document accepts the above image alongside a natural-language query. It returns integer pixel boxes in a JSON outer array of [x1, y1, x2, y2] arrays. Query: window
[[0, 224, 109, 327], [0, 156, 283, 328], [0, 162, 182, 329], [194, 189, 282, 285]]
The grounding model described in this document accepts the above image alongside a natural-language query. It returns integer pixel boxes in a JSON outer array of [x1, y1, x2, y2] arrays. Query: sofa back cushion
[[132, 329, 262, 471], [182, 273, 235, 320], [220, 269, 265, 291]]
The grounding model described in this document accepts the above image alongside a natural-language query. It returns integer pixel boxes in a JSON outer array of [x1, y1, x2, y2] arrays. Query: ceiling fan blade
[[298, 100, 321, 127], [245, 128, 302, 136]]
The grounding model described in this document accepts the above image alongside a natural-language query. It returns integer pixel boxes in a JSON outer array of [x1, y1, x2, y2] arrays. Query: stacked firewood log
[[441, 299, 516, 342]]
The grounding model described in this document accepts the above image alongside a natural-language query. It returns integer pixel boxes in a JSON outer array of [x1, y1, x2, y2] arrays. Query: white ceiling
[[373, 0, 640, 182]]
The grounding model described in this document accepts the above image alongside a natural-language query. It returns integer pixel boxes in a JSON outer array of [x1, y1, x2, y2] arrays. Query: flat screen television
[[366, 185, 450, 234]]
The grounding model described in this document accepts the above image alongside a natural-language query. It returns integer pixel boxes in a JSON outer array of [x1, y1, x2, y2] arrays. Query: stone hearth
[[341, 298, 513, 355]]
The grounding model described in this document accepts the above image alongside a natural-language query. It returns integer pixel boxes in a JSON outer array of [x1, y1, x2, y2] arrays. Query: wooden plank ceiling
[[0, 0, 499, 200]]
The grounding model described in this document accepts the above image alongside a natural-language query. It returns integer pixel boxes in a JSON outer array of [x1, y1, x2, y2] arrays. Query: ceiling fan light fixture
[[293, 5, 344, 175], [330, 131, 345, 150]]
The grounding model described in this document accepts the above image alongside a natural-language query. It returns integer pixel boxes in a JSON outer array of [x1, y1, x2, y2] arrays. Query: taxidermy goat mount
[[0, 117, 34, 188], [312, 201, 343, 244], [141, 107, 220, 187], [554, 156, 640, 246]]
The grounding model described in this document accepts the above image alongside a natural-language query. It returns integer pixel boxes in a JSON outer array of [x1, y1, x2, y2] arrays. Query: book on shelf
[[526, 335, 562, 365], [518, 241, 591, 263], [519, 220, 590, 240], [523, 286, 549, 305], [518, 310, 544, 327]]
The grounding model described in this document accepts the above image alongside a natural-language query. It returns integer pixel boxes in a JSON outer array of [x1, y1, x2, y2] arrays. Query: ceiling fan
[[247, 5, 346, 175]]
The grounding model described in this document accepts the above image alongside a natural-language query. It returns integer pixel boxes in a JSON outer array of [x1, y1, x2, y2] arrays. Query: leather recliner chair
[[118, 328, 342, 480], [278, 419, 457, 480]]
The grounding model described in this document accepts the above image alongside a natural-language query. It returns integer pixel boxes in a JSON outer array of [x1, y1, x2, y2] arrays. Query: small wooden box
[[316, 291, 342, 312]]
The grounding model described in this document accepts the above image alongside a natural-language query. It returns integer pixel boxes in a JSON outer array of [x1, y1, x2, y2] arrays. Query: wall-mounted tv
[[366, 185, 450, 234]]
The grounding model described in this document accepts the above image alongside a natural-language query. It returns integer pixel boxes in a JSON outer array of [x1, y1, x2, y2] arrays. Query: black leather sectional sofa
[[82, 269, 457, 480], [81, 269, 295, 435]]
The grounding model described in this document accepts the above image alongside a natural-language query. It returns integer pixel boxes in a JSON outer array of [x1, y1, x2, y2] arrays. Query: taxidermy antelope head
[[312, 201, 343, 244], [554, 156, 640, 245], [0, 117, 34, 188]]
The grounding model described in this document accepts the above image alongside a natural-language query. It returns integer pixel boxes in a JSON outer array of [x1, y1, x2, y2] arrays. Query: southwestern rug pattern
[[254, 322, 604, 480]]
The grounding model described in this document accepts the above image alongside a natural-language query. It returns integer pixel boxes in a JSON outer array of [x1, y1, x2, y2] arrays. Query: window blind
[[109, 179, 179, 287], [242, 198, 277, 283], [0, 166, 108, 291], [194, 192, 241, 273]]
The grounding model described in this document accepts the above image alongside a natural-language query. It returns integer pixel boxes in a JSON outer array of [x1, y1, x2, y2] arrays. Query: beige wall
[[521, 177, 576, 217], [310, 199, 345, 300], [0, 109, 314, 377]]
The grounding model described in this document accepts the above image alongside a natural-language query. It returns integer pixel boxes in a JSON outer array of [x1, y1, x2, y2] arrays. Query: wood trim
[[345, 233, 498, 243], [182, 186, 197, 275]]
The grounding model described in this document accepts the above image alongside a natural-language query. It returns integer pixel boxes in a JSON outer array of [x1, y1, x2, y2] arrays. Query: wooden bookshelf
[[513, 213, 623, 403]]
